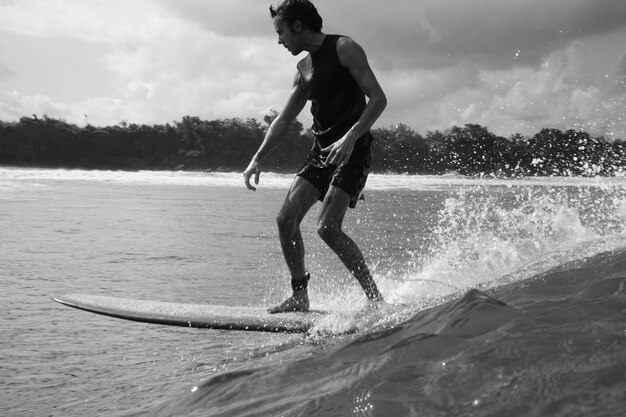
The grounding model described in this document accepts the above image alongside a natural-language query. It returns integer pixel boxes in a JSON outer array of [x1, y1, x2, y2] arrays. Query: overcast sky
[[1, 0, 625, 138]]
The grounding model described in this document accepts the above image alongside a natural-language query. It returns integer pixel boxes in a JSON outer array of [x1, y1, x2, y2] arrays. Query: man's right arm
[[243, 74, 307, 191]]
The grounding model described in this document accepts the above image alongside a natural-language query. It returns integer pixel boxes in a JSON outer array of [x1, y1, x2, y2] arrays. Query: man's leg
[[269, 176, 320, 313], [317, 185, 383, 301]]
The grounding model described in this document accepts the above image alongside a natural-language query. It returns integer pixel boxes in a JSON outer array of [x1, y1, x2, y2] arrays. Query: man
[[243, 0, 387, 313]]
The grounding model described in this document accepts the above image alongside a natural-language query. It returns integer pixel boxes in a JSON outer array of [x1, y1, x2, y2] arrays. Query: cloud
[[0, 0, 167, 43], [0, 91, 125, 125], [322, 0, 626, 71], [100, 19, 297, 124], [0, 91, 70, 120], [1, 0, 624, 140], [378, 65, 479, 123], [156, 0, 271, 38], [0, 0, 299, 125], [150, 0, 626, 139], [395, 43, 626, 138], [152, 0, 626, 71], [0, 62, 15, 80]]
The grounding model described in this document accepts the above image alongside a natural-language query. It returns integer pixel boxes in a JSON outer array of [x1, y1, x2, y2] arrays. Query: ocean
[[1, 167, 625, 416]]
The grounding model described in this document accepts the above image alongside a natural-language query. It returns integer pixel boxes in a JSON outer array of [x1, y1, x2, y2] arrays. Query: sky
[[1, 0, 625, 138]]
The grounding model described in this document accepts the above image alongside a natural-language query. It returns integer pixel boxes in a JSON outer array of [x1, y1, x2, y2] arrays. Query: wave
[[3, 167, 626, 191], [124, 168, 625, 416], [132, 248, 626, 417], [5, 167, 625, 416]]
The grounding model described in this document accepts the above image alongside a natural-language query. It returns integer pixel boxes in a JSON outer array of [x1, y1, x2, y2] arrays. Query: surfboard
[[51, 293, 326, 333]]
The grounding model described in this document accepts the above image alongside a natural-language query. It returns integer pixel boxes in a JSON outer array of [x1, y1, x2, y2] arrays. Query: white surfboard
[[51, 293, 327, 333]]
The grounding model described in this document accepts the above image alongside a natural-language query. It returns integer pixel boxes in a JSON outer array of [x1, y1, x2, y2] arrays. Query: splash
[[385, 180, 626, 305]]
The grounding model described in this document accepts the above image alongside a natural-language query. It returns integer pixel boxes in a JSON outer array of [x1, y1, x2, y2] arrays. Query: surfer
[[243, 0, 386, 313]]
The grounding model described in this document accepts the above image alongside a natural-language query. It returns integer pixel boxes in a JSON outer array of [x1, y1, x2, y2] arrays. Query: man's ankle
[[292, 288, 308, 301], [291, 272, 310, 292]]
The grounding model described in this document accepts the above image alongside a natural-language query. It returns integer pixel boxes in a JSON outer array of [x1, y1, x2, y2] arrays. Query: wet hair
[[269, 0, 323, 32]]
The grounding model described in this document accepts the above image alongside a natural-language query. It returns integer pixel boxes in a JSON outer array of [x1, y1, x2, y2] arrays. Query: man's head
[[270, 0, 323, 55], [270, 0, 323, 32]]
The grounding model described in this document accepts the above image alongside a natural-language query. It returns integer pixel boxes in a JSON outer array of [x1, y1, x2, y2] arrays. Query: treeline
[[0, 113, 304, 172], [372, 123, 626, 176], [1, 114, 625, 176]]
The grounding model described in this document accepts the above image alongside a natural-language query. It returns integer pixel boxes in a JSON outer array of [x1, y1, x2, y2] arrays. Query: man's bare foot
[[363, 297, 386, 312], [267, 290, 309, 314]]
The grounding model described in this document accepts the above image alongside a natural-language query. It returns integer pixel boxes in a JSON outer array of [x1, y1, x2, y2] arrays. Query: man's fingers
[[320, 144, 350, 166], [326, 151, 346, 166], [321, 146, 336, 166], [243, 172, 257, 191], [243, 160, 262, 191]]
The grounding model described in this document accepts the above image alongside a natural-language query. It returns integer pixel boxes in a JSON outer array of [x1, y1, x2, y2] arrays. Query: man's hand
[[321, 135, 356, 167], [243, 158, 261, 191]]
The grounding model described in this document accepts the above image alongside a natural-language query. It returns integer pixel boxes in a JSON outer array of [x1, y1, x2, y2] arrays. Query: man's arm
[[243, 74, 307, 191], [323, 37, 387, 166]]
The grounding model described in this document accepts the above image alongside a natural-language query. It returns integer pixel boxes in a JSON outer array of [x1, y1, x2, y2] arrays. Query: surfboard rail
[[51, 293, 325, 333]]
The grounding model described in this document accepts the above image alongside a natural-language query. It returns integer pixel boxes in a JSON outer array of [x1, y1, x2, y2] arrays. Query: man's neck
[[301, 31, 326, 54]]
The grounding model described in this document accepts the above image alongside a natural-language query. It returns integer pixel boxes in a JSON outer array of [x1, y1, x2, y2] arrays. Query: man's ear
[[292, 19, 303, 33]]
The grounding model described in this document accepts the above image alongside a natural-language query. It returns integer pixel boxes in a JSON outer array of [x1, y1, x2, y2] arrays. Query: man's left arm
[[323, 37, 387, 166]]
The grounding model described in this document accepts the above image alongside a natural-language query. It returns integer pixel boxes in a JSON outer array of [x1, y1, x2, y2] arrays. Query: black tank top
[[297, 34, 371, 152]]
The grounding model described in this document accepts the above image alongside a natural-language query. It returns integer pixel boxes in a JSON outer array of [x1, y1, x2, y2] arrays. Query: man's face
[[274, 17, 302, 55]]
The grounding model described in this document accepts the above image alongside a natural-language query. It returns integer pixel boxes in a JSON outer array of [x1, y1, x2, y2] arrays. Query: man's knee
[[316, 220, 341, 243], [276, 209, 292, 230], [277, 205, 302, 232]]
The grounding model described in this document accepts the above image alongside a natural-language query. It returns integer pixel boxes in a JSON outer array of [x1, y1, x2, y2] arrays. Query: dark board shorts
[[296, 134, 372, 209]]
